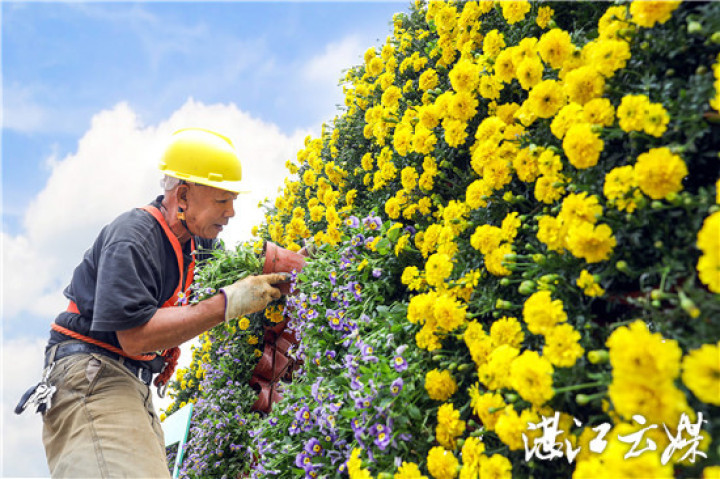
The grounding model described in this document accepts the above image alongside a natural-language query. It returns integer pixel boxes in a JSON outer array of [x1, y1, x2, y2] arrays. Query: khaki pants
[[42, 348, 171, 478]]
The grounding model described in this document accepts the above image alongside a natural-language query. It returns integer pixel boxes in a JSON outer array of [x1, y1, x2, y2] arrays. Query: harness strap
[[51, 321, 157, 362], [54, 204, 195, 394]]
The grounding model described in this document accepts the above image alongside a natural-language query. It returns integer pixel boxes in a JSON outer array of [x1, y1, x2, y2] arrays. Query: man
[[22, 128, 286, 477]]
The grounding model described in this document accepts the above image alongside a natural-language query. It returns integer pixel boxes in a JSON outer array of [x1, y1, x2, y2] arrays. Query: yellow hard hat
[[159, 128, 245, 194]]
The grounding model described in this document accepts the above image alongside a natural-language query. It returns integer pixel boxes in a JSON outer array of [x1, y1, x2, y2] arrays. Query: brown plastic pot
[[262, 242, 307, 295], [253, 345, 291, 382], [249, 377, 282, 414]]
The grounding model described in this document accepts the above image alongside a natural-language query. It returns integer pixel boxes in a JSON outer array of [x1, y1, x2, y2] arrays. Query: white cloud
[[2, 98, 308, 476], [4, 98, 308, 324], [296, 34, 368, 127], [302, 34, 363, 84], [1, 337, 49, 477]]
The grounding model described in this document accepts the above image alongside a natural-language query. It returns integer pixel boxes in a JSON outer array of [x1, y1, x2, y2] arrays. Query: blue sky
[[3, 1, 403, 233], [1, 2, 406, 476]]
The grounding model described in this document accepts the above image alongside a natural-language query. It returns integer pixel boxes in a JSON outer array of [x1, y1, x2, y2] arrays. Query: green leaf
[[376, 237, 392, 255]]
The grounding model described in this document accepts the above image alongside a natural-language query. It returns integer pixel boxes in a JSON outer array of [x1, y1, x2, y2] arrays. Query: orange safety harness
[[51, 204, 194, 396]]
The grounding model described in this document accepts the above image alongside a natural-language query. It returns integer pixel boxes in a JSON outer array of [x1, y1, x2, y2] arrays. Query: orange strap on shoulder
[[139, 205, 195, 307]]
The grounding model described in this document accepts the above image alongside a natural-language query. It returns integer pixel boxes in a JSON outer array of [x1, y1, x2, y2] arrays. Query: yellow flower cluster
[[424, 368, 458, 401], [435, 403, 465, 449], [537, 192, 616, 263], [696, 211, 720, 293], [606, 321, 693, 427]]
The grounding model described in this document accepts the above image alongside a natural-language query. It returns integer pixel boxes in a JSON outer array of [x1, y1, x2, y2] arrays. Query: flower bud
[[532, 253, 546, 265], [518, 280, 536, 295], [587, 349, 609, 364], [576, 394, 592, 406], [616, 260, 629, 272], [687, 21, 703, 35], [505, 393, 519, 403], [711, 32, 720, 44]]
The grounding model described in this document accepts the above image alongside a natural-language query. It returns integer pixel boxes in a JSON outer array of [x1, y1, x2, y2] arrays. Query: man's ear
[[177, 183, 190, 210]]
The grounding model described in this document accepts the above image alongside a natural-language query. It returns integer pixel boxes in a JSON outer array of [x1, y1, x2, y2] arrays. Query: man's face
[[181, 183, 238, 239]]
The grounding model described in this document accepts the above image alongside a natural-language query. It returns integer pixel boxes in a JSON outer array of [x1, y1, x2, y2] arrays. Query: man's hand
[[220, 273, 288, 322]]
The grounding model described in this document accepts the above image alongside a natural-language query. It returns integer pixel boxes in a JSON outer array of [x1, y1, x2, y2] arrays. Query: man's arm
[[117, 273, 286, 356]]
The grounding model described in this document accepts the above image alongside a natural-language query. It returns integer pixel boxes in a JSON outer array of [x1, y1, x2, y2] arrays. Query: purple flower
[[295, 406, 312, 424], [350, 233, 365, 247], [350, 376, 363, 390], [359, 342, 378, 363], [372, 268, 382, 278], [329, 270, 338, 286], [393, 355, 408, 372], [345, 216, 360, 228], [370, 423, 392, 451], [325, 350, 336, 361], [351, 417, 365, 441], [304, 438, 323, 457], [308, 293, 321, 305], [362, 214, 382, 231], [295, 452, 312, 469], [354, 395, 372, 410], [390, 377, 404, 396]]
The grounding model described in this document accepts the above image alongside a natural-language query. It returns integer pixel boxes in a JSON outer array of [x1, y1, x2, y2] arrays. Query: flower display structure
[[162, 242, 288, 478], [165, 1, 720, 478]]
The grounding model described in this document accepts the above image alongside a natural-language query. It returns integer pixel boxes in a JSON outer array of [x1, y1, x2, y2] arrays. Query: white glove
[[220, 273, 289, 322]]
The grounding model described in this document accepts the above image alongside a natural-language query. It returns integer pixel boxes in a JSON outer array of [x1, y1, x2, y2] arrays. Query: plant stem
[[554, 381, 606, 393]]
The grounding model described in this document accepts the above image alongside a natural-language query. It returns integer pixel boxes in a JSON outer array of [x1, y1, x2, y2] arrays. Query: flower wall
[[165, 1, 720, 478]]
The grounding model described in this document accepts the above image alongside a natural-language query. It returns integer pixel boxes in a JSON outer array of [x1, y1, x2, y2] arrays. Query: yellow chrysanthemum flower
[[544, 324, 585, 367], [563, 65, 605, 105], [565, 221, 616, 263], [537, 28, 574, 69], [697, 211, 720, 293], [526, 80, 566, 118], [523, 290, 567, 335], [394, 461, 428, 479], [433, 294, 466, 332], [436, 403, 466, 449], [682, 341, 720, 406], [559, 192, 603, 226], [479, 454, 512, 479], [617, 94, 650, 132], [469, 385, 506, 431], [495, 406, 539, 450], [510, 350, 555, 405], [449, 59, 481, 93], [582, 97, 615, 126], [576, 269, 605, 297], [551, 103, 584, 139], [427, 447, 458, 479], [629, 0, 681, 28], [562, 122, 604, 169], [425, 369, 458, 402], [478, 344, 518, 391], [483, 29, 506, 58], [603, 165, 640, 212], [634, 147, 688, 200]]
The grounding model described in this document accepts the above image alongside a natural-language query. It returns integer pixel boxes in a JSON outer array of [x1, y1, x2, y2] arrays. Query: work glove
[[220, 273, 289, 322]]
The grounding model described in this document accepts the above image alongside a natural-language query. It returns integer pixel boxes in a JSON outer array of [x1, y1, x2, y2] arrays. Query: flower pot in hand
[[262, 242, 306, 295]]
